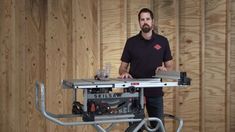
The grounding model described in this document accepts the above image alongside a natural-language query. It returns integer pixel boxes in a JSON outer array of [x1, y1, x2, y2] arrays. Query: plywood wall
[[178, 0, 201, 131], [230, 0, 235, 131], [204, 1, 227, 131], [0, 0, 47, 132], [0, 0, 235, 132]]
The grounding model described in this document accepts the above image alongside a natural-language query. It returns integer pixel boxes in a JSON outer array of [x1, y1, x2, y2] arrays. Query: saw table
[[35, 71, 191, 132]]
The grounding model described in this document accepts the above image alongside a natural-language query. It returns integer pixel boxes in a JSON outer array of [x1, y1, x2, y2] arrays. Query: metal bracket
[[154, 71, 191, 85]]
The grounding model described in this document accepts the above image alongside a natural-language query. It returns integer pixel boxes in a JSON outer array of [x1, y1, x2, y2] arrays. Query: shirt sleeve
[[121, 40, 131, 63], [163, 38, 173, 62]]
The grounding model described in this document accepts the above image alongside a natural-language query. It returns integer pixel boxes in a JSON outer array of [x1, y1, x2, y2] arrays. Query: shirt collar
[[138, 30, 156, 41]]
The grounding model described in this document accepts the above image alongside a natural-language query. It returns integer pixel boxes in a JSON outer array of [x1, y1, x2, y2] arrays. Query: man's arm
[[156, 60, 173, 72], [164, 60, 173, 71], [119, 61, 133, 78]]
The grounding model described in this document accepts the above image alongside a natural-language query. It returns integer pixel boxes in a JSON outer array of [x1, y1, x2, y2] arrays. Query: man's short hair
[[138, 8, 154, 20]]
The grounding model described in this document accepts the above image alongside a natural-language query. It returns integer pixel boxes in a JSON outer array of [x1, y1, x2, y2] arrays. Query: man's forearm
[[119, 68, 128, 75], [165, 65, 173, 71], [119, 62, 129, 75], [164, 60, 173, 71], [119, 66, 132, 79]]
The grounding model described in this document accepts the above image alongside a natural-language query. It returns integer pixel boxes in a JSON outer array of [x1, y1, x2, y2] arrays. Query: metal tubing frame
[[164, 114, 183, 132]]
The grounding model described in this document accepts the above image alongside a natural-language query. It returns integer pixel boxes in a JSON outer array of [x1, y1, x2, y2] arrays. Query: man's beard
[[141, 24, 151, 33]]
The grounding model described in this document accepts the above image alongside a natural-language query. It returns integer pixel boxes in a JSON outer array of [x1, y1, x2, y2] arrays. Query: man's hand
[[119, 62, 133, 79], [120, 72, 133, 79], [156, 66, 167, 72]]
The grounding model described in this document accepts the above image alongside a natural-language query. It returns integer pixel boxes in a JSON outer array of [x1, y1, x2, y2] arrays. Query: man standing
[[119, 8, 173, 131]]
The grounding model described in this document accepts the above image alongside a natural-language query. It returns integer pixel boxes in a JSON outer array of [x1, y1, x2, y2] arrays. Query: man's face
[[139, 12, 154, 33]]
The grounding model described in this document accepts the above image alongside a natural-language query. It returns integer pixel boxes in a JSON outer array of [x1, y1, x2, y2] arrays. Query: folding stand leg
[[132, 117, 165, 132], [92, 124, 106, 132]]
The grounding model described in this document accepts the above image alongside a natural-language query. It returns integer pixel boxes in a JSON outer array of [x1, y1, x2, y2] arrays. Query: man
[[119, 8, 173, 131]]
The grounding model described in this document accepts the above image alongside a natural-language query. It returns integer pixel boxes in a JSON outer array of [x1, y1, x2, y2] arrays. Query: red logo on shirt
[[154, 44, 161, 50]]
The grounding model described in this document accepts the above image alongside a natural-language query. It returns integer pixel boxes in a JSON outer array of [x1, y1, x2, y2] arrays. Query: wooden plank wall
[[0, 0, 235, 132], [230, 0, 235, 131], [0, 0, 47, 132], [204, 0, 227, 132], [179, 0, 201, 131], [46, 0, 73, 132]]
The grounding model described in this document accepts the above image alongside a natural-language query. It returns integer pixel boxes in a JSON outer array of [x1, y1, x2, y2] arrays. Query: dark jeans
[[146, 96, 164, 132]]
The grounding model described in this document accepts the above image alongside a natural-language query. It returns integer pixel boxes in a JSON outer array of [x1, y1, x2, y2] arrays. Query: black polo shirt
[[121, 31, 172, 97]]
